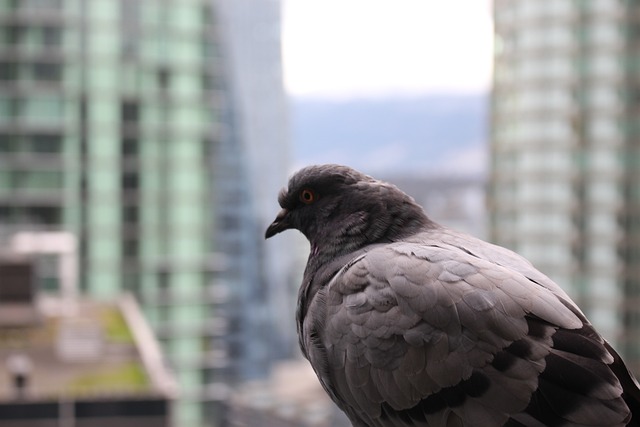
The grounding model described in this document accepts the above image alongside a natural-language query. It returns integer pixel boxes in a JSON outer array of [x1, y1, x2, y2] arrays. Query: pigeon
[[265, 164, 640, 427]]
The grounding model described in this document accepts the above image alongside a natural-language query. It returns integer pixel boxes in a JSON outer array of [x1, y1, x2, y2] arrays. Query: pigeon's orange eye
[[300, 189, 316, 204]]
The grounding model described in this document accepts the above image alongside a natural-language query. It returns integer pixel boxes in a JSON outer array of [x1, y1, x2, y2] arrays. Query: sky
[[281, 0, 494, 99]]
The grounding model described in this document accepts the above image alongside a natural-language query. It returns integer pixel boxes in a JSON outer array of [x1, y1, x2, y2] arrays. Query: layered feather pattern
[[265, 164, 640, 427]]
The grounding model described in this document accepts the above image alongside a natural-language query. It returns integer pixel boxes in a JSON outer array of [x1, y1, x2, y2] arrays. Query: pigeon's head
[[265, 164, 432, 256]]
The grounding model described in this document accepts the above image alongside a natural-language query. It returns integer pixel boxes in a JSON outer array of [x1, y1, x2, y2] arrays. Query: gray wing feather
[[310, 234, 625, 427]]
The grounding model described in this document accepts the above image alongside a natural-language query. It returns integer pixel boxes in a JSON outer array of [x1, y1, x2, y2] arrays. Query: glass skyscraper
[[0, 0, 221, 425], [490, 0, 640, 372], [214, 0, 297, 364]]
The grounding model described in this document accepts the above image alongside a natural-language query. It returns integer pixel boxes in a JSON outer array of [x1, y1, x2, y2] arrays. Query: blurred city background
[[0, 0, 638, 426]]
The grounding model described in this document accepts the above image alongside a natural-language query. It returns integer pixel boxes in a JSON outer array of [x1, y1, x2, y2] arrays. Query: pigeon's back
[[301, 227, 640, 427]]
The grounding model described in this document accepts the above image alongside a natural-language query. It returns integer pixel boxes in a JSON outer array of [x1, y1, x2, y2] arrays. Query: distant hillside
[[290, 94, 489, 177]]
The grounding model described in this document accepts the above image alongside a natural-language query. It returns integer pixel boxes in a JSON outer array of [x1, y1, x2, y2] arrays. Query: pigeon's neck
[[297, 248, 359, 356], [297, 198, 434, 357], [308, 201, 433, 269]]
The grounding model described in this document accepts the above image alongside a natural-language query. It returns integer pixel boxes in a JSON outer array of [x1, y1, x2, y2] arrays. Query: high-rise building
[[490, 0, 640, 372], [0, 0, 221, 425], [213, 0, 297, 365]]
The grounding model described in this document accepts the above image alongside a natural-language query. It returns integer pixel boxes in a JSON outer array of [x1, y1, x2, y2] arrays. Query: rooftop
[[0, 294, 177, 402]]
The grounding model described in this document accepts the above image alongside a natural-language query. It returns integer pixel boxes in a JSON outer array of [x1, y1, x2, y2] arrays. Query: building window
[[0, 206, 11, 222], [5, 24, 24, 44], [122, 171, 139, 190], [158, 67, 170, 90], [0, 61, 18, 81], [31, 133, 61, 153], [201, 73, 214, 91], [121, 101, 139, 123], [42, 26, 61, 47], [0, 96, 20, 119], [202, 40, 215, 58], [24, 96, 63, 120], [33, 62, 62, 82], [22, 170, 63, 190], [122, 205, 139, 224], [26, 206, 61, 225], [0, 133, 17, 152], [220, 214, 239, 230], [122, 239, 139, 257], [0, 171, 12, 189], [122, 137, 138, 156]]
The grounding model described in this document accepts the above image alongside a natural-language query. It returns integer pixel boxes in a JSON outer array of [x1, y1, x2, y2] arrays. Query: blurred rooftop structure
[[0, 256, 176, 427]]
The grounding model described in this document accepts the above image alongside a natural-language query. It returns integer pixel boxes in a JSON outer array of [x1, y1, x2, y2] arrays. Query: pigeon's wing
[[431, 228, 580, 305], [310, 242, 632, 427]]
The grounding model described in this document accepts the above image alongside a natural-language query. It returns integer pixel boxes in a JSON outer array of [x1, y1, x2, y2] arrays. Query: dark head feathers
[[266, 164, 434, 259], [277, 164, 373, 209]]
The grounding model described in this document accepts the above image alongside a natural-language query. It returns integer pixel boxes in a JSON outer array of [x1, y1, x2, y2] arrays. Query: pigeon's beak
[[265, 209, 291, 239]]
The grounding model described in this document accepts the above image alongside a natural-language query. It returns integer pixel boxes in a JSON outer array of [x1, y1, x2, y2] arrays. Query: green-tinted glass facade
[[0, 0, 220, 425], [491, 0, 640, 373]]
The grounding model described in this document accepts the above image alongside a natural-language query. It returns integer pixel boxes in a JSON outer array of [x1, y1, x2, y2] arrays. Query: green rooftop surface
[[0, 298, 153, 400]]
